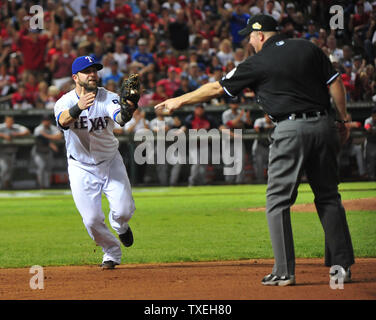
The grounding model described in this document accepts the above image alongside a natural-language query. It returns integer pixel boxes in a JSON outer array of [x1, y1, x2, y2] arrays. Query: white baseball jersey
[[54, 87, 121, 164]]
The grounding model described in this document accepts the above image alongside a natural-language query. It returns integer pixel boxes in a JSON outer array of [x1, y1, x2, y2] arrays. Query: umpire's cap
[[239, 14, 278, 36], [72, 55, 103, 74]]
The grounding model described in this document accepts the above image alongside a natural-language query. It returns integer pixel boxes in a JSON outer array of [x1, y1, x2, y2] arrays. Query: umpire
[[154, 14, 355, 286]]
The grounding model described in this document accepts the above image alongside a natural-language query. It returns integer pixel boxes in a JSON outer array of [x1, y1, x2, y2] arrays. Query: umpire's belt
[[270, 110, 327, 123]]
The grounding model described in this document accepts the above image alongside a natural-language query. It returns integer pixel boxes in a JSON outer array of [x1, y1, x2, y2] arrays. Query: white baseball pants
[[68, 151, 135, 264]]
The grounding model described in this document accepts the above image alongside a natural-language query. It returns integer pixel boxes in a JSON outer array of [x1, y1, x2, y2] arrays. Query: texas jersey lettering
[[73, 116, 111, 131]]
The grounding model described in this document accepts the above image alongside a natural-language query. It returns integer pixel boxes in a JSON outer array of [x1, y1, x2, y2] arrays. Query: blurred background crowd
[[0, 0, 376, 189]]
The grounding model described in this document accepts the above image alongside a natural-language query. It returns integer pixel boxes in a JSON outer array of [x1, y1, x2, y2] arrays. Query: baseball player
[[0, 116, 31, 189], [54, 56, 138, 269], [221, 96, 251, 184], [252, 114, 275, 183], [31, 115, 63, 189]]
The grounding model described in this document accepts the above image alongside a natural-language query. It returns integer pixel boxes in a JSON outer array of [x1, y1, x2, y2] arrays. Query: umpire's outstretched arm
[[154, 81, 225, 114]]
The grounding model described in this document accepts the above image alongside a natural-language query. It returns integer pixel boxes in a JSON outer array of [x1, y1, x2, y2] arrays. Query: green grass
[[0, 182, 375, 268]]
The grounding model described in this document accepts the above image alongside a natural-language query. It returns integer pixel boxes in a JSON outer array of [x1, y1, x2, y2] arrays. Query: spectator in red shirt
[[11, 83, 34, 110], [14, 28, 51, 81], [150, 83, 169, 105], [154, 41, 169, 73], [197, 20, 216, 44], [341, 61, 357, 101], [186, 0, 205, 22], [165, 49, 178, 67], [156, 67, 181, 98], [113, 0, 133, 28], [23, 72, 39, 100], [49, 39, 75, 90], [176, 55, 189, 74], [349, 1, 370, 46], [96, 0, 116, 39], [130, 13, 152, 37]]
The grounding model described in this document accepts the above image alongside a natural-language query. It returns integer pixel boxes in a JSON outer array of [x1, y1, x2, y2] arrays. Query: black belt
[[69, 155, 76, 160], [270, 110, 327, 123]]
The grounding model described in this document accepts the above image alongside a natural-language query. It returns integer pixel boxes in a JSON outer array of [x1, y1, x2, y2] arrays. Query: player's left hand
[[119, 74, 140, 123]]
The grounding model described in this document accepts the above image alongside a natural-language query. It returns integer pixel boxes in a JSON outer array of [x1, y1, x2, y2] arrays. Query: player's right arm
[[58, 88, 95, 127]]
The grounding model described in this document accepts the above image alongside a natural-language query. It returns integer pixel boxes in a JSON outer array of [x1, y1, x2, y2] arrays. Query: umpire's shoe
[[119, 226, 134, 247], [100, 261, 119, 270], [261, 274, 296, 286]]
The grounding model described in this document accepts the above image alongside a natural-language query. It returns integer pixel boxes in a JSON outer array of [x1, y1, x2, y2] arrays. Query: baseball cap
[[286, 3, 295, 9], [238, 14, 278, 36], [72, 55, 103, 74]]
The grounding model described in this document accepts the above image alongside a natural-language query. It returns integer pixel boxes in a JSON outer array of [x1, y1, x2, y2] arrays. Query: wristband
[[69, 104, 83, 119], [335, 119, 350, 124]]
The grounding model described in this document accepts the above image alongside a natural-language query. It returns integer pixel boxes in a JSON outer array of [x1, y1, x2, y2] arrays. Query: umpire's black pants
[[266, 114, 355, 277]]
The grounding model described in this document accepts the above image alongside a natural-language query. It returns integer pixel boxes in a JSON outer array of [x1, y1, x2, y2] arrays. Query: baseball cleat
[[261, 274, 296, 286], [100, 260, 119, 269], [330, 266, 352, 283], [119, 226, 134, 247]]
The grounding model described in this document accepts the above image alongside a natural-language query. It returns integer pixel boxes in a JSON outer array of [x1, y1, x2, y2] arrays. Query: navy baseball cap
[[72, 55, 103, 75], [239, 14, 278, 36]]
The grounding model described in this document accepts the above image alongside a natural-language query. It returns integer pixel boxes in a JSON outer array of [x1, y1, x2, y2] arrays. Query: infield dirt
[[0, 258, 375, 300]]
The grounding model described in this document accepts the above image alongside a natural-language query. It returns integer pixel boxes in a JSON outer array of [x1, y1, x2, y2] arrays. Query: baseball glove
[[119, 73, 140, 123]]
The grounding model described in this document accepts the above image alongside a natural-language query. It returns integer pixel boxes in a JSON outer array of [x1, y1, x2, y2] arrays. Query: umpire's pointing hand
[[154, 98, 182, 115]]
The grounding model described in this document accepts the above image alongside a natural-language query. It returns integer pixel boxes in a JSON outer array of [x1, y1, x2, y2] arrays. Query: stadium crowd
[[0, 0, 376, 188]]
